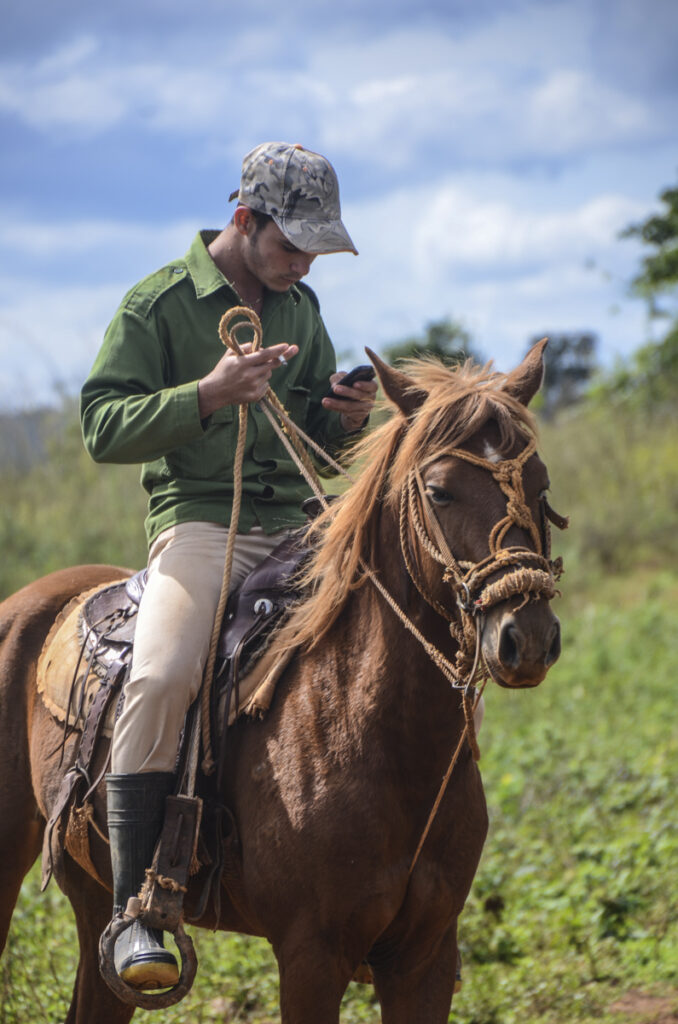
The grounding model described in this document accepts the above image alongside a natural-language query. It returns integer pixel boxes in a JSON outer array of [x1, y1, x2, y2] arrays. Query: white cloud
[[412, 188, 647, 273], [0, 6, 669, 166], [0, 279, 124, 409], [526, 70, 651, 152], [0, 0, 674, 409], [0, 214, 197, 264], [0, 171, 654, 411]]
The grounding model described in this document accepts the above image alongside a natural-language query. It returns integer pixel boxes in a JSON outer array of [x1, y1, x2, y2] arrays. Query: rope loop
[[198, 305, 336, 776], [218, 306, 263, 355]]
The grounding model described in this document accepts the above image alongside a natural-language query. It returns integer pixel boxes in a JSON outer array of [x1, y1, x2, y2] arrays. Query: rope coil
[[197, 307, 335, 776]]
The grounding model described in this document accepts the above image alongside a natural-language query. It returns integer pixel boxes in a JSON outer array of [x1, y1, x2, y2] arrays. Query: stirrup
[[99, 910, 197, 1009], [115, 918, 179, 991]]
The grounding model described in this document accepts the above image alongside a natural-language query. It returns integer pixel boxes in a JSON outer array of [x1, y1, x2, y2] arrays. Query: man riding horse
[[80, 142, 378, 989]]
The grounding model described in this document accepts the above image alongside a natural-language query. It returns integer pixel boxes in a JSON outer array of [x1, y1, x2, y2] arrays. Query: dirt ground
[[611, 990, 678, 1024]]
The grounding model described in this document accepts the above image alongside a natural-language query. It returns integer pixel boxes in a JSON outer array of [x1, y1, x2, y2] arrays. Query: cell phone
[[324, 364, 376, 399]]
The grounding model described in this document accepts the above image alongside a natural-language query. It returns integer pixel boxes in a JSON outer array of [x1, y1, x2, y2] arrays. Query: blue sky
[[1, 0, 677, 409]]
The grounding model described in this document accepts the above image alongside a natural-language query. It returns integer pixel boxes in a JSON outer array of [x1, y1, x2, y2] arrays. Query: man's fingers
[[244, 344, 298, 365]]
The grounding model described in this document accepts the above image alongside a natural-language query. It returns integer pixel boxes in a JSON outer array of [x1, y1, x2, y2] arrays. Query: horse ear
[[503, 338, 548, 407], [365, 347, 427, 417]]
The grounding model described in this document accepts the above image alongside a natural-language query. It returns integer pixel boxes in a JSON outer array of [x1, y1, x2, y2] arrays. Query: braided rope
[[198, 311, 255, 775], [198, 306, 350, 774]]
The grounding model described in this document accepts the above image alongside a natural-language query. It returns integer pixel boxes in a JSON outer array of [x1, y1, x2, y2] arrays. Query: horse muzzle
[[481, 601, 561, 689]]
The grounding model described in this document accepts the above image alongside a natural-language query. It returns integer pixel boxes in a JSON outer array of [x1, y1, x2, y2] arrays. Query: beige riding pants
[[111, 522, 290, 774]]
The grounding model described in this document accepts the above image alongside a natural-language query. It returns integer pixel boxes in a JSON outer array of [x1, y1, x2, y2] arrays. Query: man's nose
[[290, 253, 316, 276]]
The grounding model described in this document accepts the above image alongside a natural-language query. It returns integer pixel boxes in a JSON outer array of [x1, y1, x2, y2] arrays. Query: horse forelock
[[278, 358, 538, 652]]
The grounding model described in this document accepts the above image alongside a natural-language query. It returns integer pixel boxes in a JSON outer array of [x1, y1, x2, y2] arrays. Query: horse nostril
[[545, 619, 561, 667], [498, 620, 522, 669]]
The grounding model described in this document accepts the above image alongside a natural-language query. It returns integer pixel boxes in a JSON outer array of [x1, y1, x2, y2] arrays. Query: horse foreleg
[[274, 926, 353, 1024], [371, 924, 459, 1024], [61, 854, 135, 1024]]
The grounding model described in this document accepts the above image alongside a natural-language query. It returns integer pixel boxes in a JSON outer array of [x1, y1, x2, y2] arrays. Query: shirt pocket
[[166, 404, 236, 480], [284, 384, 311, 427]]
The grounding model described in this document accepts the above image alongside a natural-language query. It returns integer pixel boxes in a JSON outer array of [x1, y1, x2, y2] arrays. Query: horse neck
[[340, 498, 467, 749]]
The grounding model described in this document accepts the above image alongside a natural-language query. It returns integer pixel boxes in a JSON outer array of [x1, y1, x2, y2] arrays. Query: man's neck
[[207, 226, 264, 310]]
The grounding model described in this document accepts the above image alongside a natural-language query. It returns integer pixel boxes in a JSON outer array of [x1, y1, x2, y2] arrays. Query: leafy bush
[[539, 399, 678, 585]]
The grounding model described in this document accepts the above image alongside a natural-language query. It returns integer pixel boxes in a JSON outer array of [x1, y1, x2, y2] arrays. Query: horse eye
[[426, 485, 454, 506]]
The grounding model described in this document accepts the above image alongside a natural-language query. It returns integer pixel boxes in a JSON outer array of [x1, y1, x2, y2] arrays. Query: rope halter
[[400, 434, 566, 686], [403, 433, 567, 875]]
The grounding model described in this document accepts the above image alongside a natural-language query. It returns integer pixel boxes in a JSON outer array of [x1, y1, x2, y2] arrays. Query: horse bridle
[[399, 433, 567, 687]]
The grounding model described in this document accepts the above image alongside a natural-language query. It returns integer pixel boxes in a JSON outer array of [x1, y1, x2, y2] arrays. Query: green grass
[[2, 571, 676, 1023]]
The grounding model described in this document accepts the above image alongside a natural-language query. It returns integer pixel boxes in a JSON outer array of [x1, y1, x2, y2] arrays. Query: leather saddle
[[41, 500, 333, 894], [80, 522, 314, 694]]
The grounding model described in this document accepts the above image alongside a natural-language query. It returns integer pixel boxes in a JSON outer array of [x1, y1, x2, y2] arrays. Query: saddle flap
[[218, 529, 310, 662], [81, 578, 138, 655]]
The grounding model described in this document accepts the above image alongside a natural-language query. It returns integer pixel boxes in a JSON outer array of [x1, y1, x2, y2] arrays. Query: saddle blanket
[[36, 580, 294, 739]]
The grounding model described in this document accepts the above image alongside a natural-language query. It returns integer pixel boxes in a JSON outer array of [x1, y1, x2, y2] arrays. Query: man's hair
[[249, 209, 273, 234]]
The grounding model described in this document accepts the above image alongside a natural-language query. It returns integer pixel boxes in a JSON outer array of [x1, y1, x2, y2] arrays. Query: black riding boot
[[106, 772, 179, 991]]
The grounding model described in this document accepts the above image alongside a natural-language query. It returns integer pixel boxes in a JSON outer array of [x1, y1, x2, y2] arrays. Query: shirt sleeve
[[301, 315, 369, 474], [80, 305, 206, 464]]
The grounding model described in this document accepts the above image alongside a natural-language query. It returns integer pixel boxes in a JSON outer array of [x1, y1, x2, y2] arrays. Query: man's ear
[[233, 205, 254, 237], [365, 347, 427, 417]]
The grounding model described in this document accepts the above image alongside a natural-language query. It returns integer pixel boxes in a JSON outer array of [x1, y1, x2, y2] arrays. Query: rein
[[399, 438, 565, 876], [196, 307, 338, 778], [192, 308, 566, 882]]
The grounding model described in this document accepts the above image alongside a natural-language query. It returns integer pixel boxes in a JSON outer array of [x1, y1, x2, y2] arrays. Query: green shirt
[[81, 231, 357, 546]]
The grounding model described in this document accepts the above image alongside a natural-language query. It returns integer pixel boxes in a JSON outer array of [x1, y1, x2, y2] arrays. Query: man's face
[[244, 218, 317, 292]]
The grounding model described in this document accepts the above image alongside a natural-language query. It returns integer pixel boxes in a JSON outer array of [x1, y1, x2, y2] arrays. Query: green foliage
[[0, 404, 147, 599], [454, 573, 678, 1024], [528, 332, 598, 418], [382, 317, 483, 367], [612, 177, 678, 411], [590, 325, 678, 411], [538, 395, 678, 581], [621, 183, 678, 304]]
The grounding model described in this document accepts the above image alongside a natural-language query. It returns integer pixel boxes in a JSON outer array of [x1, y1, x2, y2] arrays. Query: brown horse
[[0, 341, 563, 1023]]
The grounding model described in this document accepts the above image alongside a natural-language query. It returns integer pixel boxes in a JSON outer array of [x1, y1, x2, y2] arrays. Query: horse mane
[[280, 357, 537, 652]]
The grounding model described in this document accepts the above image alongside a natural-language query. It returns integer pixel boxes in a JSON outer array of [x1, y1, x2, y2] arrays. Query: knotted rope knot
[[144, 869, 188, 895], [505, 496, 533, 531]]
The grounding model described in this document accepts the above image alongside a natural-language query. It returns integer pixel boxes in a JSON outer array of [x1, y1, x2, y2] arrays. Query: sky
[[1, 0, 677, 410]]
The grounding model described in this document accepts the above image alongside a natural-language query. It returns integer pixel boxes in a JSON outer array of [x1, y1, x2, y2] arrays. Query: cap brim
[[274, 215, 358, 255]]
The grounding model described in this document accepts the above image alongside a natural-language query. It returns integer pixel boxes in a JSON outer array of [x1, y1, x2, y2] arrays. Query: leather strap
[[41, 658, 128, 890]]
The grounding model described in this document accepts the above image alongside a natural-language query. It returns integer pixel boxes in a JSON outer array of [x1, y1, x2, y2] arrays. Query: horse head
[[367, 338, 566, 691]]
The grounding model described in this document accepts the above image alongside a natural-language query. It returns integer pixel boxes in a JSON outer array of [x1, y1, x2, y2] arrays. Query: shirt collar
[[185, 230, 236, 300], [185, 230, 303, 307]]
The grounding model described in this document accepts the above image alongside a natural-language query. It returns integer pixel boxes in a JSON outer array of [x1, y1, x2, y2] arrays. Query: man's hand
[[198, 342, 298, 420], [322, 372, 378, 432]]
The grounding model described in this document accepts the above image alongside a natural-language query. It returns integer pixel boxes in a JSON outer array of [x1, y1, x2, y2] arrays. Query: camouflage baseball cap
[[229, 142, 357, 255]]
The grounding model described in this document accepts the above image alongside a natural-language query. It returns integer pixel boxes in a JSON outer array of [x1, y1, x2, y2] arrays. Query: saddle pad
[[37, 583, 126, 737], [37, 580, 295, 739]]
